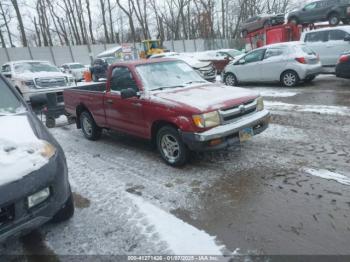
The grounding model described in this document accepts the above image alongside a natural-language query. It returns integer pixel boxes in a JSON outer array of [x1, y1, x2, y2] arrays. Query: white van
[[301, 26, 350, 72]]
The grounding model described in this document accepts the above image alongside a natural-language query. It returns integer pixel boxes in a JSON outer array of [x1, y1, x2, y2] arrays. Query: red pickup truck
[[64, 59, 270, 166]]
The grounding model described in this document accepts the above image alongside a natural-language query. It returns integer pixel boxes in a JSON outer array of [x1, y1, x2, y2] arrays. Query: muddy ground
[[1, 75, 349, 258]]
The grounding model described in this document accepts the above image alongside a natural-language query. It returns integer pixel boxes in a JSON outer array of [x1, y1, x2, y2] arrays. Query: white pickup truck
[[1, 60, 75, 102]]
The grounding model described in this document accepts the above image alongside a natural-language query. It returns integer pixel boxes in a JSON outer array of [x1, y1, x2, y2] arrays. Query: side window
[[304, 2, 317, 10], [110, 67, 138, 92], [243, 49, 266, 64], [328, 30, 348, 41], [264, 48, 284, 59], [305, 31, 327, 42], [1, 65, 11, 73]]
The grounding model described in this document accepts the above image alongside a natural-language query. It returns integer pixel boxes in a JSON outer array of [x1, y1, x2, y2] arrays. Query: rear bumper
[[336, 63, 350, 79], [182, 110, 271, 151], [0, 152, 71, 242], [300, 64, 323, 79]]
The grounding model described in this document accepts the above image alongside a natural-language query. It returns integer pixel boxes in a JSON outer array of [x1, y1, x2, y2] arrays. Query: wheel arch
[[76, 103, 90, 129], [151, 120, 180, 146]]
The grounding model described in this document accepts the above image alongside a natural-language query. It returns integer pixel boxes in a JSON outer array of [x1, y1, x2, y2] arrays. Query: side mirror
[[121, 88, 137, 99], [344, 35, 350, 42]]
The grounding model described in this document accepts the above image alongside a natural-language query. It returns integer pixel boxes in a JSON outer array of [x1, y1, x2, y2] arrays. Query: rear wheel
[[45, 117, 56, 128], [224, 73, 238, 86], [304, 75, 316, 83], [329, 13, 340, 26], [156, 126, 189, 167], [80, 111, 102, 141], [281, 70, 299, 87]]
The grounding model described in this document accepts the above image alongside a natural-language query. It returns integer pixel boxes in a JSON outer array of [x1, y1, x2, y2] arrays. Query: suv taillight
[[295, 57, 307, 64], [339, 55, 350, 63]]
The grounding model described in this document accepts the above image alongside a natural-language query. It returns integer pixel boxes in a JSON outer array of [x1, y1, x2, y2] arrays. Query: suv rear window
[[0, 77, 25, 115], [305, 31, 327, 42]]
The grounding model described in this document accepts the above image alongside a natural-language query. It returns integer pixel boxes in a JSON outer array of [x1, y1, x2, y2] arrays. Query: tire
[[329, 13, 340, 26], [304, 75, 316, 83], [45, 117, 56, 128], [263, 20, 271, 28], [51, 193, 75, 223], [288, 17, 299, 25], [80, 111, 102, 141], [156, 126, 189, 167], [224, 73, 238, 86], [281, 70, 299, 87], [242, 30, 248, 38]]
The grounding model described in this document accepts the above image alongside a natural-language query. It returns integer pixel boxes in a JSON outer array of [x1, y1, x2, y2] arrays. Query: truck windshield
[[136, 61, 206, 91], [14, 62, 60, 74], [0, 78, 25, 116]]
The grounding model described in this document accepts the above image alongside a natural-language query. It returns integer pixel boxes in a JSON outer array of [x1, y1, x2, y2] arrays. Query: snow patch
[[304, 168, 350, 186], [0, 115, 48, 186], [259, 124, 307, 141], [255, 89, 298, 98], [265, 101, 350, 116], [129, 194, 225, 255]]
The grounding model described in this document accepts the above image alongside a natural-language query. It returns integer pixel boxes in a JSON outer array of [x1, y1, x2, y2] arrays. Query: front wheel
[[80, 111, 102, 141], [51, 193, 75, 223], [156, 126, 189, 167], [224, 73, 238, 86], [281, 71, 299, 87], [329, 13, 340, 26]]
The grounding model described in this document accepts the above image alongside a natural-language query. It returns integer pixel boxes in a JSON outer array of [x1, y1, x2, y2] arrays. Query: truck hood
[[152, 83, 259, 112], [0, 114, 49, 186], [15, 71, 70, 81]]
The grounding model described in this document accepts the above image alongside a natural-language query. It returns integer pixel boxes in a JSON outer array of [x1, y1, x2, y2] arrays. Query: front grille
[[0, 204, 15, 228], [219, 99, 257, 124], [35, 77, 68, 89]]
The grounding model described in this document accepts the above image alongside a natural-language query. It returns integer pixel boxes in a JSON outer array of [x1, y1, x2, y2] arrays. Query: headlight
[[256, 97, 264, 111], [192, 111, 220, 128], [27, 187, 50, 208], [21, 80, 35, 88], [40, 141, 56, 159]]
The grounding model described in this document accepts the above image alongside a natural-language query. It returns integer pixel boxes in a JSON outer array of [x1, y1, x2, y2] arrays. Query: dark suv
[[241, 14, 285, 36], [0, 74, 74, 242], [288, 0, 350, 26]]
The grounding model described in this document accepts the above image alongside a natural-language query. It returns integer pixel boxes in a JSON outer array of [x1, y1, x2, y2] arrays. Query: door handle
[[132, 102, 142, 108], [106, 99, 114, 104]]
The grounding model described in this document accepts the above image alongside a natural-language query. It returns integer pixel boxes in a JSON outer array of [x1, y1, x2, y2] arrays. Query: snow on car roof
[[97, 46, 122, 57]]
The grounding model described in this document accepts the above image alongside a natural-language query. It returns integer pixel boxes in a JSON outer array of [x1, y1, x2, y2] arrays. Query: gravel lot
[[1, 75, 350, 257]]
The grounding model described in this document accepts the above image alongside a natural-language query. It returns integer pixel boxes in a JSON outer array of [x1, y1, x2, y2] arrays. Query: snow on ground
[[0, 115, 48, 186], [265, 101, 350, 116], [254, 89, 298, 98], [304, 168, 350, 186], [258, 124, 308, 141], [129, 194, 224, 255]]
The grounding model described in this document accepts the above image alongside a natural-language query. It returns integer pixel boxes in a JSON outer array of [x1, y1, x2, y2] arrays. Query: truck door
[[104, 66, 147, 138]]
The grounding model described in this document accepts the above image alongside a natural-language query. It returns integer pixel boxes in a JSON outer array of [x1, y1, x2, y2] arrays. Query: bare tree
[[10, 0, 28, 46]]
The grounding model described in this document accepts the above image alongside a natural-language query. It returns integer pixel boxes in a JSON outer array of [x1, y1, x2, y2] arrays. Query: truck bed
[[63, 82, 107, 127]]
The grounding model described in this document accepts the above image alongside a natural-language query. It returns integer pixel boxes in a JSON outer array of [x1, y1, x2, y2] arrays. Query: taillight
[[339, 55, 350, 63], [295, 57, 307, 64]]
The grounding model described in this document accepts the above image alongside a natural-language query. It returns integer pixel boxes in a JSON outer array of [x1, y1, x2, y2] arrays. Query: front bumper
[[0, 151, 71, 242], [182, 110, 271, 151], [299, 64, 323, 79]]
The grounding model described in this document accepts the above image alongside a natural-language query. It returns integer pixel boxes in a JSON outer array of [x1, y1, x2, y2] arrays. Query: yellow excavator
[[139, 40, 165, 59]]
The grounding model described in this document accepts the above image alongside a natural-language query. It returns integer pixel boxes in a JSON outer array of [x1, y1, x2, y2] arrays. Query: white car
[[150, 52, 217, 82], [223, 42, 322, 87], [1, 60, 75, 102], [61, 62, 86, 81], [301, 26, 350, 72]]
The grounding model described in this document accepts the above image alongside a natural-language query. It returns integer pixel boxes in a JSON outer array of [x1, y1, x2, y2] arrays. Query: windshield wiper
[[151, 85, 185, 91], [183, 80, 207, 85]]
